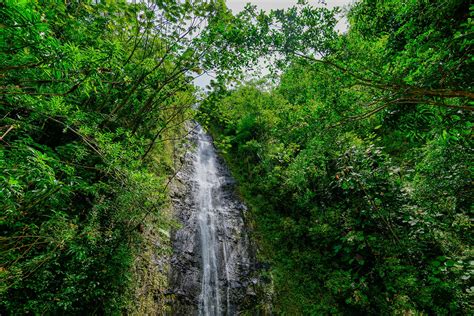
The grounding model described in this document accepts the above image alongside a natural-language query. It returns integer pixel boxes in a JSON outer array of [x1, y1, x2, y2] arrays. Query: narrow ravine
[[169, 124, 259, 315]]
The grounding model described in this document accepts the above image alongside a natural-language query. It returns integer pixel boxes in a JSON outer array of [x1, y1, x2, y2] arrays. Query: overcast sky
[[226, 0, 353, 12], [194, 0, 355, 88]]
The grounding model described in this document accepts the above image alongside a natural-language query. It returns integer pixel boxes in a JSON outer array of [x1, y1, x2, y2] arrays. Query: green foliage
[[1, 0, 472, 314], [0, 0, 220, 313], [199, 0, 473, 314]]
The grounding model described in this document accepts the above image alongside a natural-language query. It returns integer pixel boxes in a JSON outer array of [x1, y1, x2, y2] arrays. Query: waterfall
[[169, 123, 257, 315], [194, 126, 227, 315]]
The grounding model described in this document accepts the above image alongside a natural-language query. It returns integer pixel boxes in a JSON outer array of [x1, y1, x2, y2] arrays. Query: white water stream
[[194, 126, 231, 316], [170, 124, 255, 315]]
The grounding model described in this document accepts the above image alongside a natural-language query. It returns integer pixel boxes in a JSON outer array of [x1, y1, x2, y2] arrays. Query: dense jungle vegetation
[[0, 0, 225, 313], [1, 0, 472, 315], [199, 0, 473, 314]]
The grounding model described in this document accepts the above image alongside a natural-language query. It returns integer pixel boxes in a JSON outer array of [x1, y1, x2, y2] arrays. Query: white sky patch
[[194, 0, 355, 89], [226, 0, 351, 12]]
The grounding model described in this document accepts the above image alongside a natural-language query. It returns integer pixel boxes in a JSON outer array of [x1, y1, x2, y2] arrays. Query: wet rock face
[[169, 124, 257, 315]]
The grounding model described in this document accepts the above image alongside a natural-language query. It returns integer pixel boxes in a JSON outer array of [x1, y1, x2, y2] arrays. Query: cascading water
[[169, 123, 258, 315], [195, 127, 226, 315]]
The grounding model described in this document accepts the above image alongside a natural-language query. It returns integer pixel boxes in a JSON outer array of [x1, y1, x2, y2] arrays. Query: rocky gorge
[[168, 123, 262, 315]]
